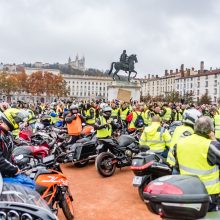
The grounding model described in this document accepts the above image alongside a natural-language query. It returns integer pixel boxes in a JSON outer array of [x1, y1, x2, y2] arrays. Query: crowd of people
[[0, 98, 220, 211]]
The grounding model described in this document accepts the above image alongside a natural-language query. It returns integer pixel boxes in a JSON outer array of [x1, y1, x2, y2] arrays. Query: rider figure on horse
[[120, 50, 128, 71]]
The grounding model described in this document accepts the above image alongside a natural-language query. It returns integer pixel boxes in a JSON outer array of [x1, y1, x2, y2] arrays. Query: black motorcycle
[[63, 131, 98, 167], [131, 150, 172, 200], [95, 134, 140, 177]]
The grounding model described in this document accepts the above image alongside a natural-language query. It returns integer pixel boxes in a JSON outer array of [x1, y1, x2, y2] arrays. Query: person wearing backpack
[[128, 105, 144, 133], [139, 116, 171, 158]]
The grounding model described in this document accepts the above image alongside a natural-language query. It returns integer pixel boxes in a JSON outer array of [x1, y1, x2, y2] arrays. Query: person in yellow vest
[[212, 107, 220, 141], [174, 116, 220, 211], [171, 105, 183, 122], [84, 103, 96, 126], [167, 108, 202, 168], [94, 106, 118, 139], [161, 103, 172, 122], [119, 102, 130, 125], [111, 102, 119, 121], [65, 105, 85, 143], [143, 105, 154, 126], [139, 116, 171, 158], [128, 105, 144, 133]]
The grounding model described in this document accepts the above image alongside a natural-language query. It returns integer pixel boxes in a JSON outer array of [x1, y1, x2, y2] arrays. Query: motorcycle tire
[[95, 152, 116, 177], [74, 160, 89, 168], [61, 191, 74, 220]]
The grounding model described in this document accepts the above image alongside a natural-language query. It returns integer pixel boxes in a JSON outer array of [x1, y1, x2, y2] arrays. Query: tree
[[165, 91, 181, 103], [198, 92, 212, 105], [183, 91, 194, 104]]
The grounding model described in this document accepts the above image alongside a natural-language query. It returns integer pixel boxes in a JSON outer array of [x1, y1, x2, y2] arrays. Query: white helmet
[[102, 106, 112, 117], [183, 109, 202, 126]]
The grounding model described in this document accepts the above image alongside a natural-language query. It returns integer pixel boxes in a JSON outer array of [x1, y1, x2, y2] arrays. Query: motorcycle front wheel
[[60, 190, 74, 220], [95, 152, 116, 177]]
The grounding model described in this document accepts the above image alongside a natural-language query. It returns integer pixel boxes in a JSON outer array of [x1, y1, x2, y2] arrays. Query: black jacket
[[0, 128, 18, 177]]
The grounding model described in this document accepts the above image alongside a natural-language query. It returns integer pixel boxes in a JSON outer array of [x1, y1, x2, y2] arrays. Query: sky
[[1, 0, 220, 76]]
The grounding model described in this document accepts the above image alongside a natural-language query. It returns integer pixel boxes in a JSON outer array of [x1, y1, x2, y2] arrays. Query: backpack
[[134, 112, 144, 128]]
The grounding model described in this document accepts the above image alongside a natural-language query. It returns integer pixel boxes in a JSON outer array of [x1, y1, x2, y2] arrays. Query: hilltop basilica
[[68, 55, 85, 71]]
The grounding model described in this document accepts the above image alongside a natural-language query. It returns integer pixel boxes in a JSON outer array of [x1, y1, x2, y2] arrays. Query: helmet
[[70, 104, 78, 111], [102, 106, 112, 117], [2, 108, 29, 130], [70, 104, 78, 114], [81, 125, 94, 136], [183, 109, 202, 126]]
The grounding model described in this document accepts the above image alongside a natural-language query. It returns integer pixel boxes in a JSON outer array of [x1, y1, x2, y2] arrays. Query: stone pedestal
[[107, 80, 141, 102]]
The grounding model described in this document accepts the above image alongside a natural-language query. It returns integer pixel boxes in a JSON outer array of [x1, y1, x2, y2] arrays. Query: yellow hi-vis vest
[[143, 110, 152, 126], [96, 116, 112, 138], [111, 108, 119, 118], [167, 125, 194, 166], [174, 111, 183, 121], [163, 107, 172, 121], [119, 108, 129, 121], [139, 122, 171, 153], [214, 114, 220, 139], [129, 111, 143, 129], [176, 134, 220, 195], [86, 108, 96, 125]]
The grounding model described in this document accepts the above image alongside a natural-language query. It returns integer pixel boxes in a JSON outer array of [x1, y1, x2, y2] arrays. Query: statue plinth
[[107, 80, 141, 102]]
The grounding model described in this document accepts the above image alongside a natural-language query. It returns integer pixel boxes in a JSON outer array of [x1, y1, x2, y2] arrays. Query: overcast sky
[[1, 0, 220, 76]]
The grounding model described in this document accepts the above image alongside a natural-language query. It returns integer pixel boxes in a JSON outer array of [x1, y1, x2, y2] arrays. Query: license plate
[[133, 176, 143, 187]]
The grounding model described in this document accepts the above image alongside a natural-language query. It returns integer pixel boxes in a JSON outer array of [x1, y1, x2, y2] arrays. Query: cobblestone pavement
[[58, 163, 160, 220]]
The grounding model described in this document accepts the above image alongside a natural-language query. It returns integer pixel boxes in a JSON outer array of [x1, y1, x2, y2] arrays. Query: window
[[197, 90, 199, 95], [197, 77, 200, 80], [215, 74, 217, 79], [206, 75, 208, 80], [206, 89, 208, 94], [214, 96, 217, 102], [190, 83, 193, 88], [214, 80, 217, 87], [205, 81, 208, 87], [197, 82, 200, 87], [214, 88, 217, 95]]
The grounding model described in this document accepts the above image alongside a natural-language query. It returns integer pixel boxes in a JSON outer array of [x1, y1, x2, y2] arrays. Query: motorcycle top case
[[143, 175, 210, 220]]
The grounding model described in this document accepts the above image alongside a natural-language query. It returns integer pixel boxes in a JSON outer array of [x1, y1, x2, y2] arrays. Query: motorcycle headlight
[[7, 210, 19, 220], [0, 211, 6, 220], [21, 213, 33, 220]]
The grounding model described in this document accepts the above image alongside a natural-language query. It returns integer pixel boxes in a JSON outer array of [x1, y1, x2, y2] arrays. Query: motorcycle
[[62, 125, 98, 167], [0, 173, 57, 220], [15, 153, 74, 220], [143, 175, 220, 220], [130, 150, 172, 200], [95, 134, 140, 177]]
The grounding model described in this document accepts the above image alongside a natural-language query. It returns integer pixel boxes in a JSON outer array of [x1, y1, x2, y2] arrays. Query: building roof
[[175, 69, 220, 80]]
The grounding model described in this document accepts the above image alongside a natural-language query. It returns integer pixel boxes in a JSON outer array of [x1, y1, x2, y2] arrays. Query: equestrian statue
[[108, 50, 138, 82]]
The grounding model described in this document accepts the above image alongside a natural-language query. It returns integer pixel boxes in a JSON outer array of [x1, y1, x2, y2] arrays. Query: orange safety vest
[[67, 115, 82, 136]]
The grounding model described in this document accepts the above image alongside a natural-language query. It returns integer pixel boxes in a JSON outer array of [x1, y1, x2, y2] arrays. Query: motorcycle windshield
[[0, 183, 50, 211], [0, 183, 57, 220]]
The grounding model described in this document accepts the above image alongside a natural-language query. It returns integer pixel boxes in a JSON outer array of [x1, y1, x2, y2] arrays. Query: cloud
[[0, 0, 220, 76]]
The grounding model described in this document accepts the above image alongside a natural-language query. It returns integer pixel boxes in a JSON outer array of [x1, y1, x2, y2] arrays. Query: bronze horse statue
[[108, 54, 138, 81]]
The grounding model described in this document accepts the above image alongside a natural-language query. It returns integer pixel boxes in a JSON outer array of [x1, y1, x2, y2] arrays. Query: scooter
[[130, 149, 172, 200]]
